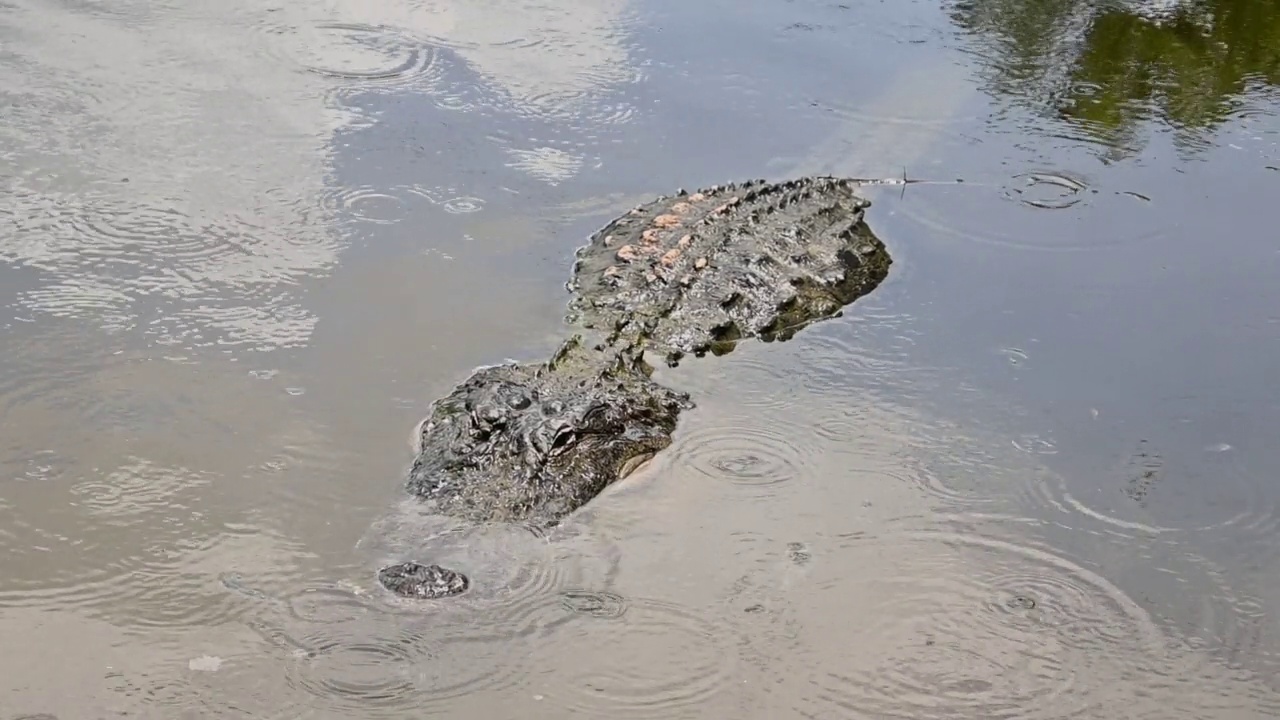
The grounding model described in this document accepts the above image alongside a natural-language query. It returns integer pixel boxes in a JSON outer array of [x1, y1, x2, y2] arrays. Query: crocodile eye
[[581, 403, 609, 426], [550, 427, 576, 454]]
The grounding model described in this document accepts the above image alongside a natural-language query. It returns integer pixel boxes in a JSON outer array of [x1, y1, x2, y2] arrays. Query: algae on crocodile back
[[566, 176, 891, 367]]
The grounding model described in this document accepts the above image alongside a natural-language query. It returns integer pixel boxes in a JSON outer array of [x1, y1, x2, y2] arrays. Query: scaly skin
[[381, 176, 891, 598], [405, 335, 690, 528], [378, 562, 470, 599], [566, 176, 891, 366]]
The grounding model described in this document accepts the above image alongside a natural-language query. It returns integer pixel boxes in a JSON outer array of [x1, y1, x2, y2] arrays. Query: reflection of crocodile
[[380, 176, 891, 599]]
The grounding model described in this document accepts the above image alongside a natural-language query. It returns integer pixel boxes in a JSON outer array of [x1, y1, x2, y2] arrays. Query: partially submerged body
[[380, 176, 892, 598]]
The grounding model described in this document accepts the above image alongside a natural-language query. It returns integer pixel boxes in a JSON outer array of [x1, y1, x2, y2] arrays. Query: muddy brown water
[[3, 0, 1279, 717]]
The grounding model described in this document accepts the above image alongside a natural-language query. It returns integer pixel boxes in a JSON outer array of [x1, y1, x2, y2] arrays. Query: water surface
[[2, 0, 1278, 717]]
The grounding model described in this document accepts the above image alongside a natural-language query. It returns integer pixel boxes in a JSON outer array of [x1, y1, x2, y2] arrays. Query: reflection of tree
[[950, 0, 1280, 156]]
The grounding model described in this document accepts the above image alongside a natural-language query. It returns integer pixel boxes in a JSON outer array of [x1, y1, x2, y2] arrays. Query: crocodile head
[[532, 394, 676, 510], [404, 337, 690, 527]]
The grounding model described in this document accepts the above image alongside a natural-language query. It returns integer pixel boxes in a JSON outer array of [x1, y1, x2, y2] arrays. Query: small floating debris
[[1119, 190, 1151, 202], [1006, 594, 1037, 611], [787, 541, 811, 566], [188, 655, 224, 672]]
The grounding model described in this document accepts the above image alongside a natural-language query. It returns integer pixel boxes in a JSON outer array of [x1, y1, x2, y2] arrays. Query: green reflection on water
[[951, 0, 1280, 156]]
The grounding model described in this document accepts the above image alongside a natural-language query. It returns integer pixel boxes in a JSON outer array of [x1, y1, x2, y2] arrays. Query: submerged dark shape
[[380, 176, 892, 597], [567, 176, 891, 366]]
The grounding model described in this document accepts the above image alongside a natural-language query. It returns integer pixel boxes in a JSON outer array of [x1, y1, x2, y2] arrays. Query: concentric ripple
[[896, 169, 1169, 253], [0, 444, 292, 630], [316, 183, 486, 226], [312, 510, 657, 715], [284, 628, 425, 717], [790, 328, 919, 400], [666, 410, 822, 491], [440, 195, 484, 214], [96, 628, 312, 719], [759, 332, 1059, 515], [505, 146, 586, 185], [69, 457, 211, 518], [239, 583, 543, 717], [315, 185, 417, 225], [221, 573, 377, 627], [561, 590, 629, 619], [515, 89, 642, 128], [360, 498, 622, 634], [793, 528, 1169, 720], [1046, 436, 1280, 537], [0, 517, 307, 630], [285, 23, 443, 91], [527, 596, 741, 719], [1002, 171, 1089, 209], [369, 524, 562, 626], [3, 185, 335, 353]]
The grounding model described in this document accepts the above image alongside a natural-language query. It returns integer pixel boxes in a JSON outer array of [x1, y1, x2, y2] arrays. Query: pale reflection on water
[[3, 0, 1280, 717]]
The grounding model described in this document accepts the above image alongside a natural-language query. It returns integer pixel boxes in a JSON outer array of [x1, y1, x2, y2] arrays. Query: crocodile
[[378, 175, 891, 599]]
